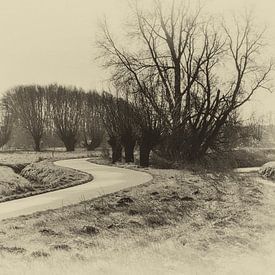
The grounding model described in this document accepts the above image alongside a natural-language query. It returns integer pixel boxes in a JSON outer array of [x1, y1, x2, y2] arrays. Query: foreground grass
[[1, 162, 275, 274]]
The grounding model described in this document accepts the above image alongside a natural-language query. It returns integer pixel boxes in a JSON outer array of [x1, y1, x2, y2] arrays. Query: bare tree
[[81, 91, 105, 151], [237, 113, 264, 147], [99, 92, 138, 163], [115, 97, 137, 163], [3, 85, 49, 151], [134, 94, 164, 167], [0, 102, 13, 148], [116, 79, 165, 167], [98, 1, 273, 161], [99, 92, 122, 163], [48, 84, 84, 152]]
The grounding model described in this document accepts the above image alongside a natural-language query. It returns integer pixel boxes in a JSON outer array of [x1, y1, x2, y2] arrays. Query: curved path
[[0, 158, 152, 221]]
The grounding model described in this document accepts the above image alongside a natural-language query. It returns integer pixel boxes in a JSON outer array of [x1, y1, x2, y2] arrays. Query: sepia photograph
[[0, 0, 275, 274]]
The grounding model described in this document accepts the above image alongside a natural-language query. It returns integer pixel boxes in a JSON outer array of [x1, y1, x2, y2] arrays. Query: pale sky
[[0, 0, 275, 118]]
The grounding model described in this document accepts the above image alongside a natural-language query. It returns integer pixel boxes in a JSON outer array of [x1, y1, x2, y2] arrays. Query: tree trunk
[[84, 133, 103, 151], [124, 140, 136, 163], [86, 143, 96, 151], [33, 136, 41, 152], [112, 145, 122, 163], [139, 143, 151, 167], [108, 136, 122, 163], [63, 137, 76, 152]]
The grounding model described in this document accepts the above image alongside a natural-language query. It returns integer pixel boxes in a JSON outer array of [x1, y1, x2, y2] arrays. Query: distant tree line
[[1, 85, 103, 153], [0, 84, 165, 167]]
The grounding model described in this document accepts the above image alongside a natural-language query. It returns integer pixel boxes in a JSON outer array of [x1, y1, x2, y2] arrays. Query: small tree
[[237, 114, 264, 147]]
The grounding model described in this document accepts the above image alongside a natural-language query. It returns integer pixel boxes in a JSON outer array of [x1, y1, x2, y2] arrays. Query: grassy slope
[[0, 166, 32, 200], [0, 150, 93, 202], [0, 164, 274, 274]]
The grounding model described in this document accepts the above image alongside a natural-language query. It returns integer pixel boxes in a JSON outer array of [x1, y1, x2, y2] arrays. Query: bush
[[150, 152, 174, 169], [101, 146, 110, 160]]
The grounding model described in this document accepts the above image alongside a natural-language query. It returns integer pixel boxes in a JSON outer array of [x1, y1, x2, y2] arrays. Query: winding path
[[0, 158, 152, 221]]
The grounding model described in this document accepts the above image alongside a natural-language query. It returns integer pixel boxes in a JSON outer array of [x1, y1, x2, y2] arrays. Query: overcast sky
[[0, 0, 274, 118]]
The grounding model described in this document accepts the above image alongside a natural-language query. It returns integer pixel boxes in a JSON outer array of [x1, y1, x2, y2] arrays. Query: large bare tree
[[98, 0, 273, 161]]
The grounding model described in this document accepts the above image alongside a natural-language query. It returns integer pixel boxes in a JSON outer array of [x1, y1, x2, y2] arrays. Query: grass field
[[0, 149, 275, 274], [1, 161, 275, 274]]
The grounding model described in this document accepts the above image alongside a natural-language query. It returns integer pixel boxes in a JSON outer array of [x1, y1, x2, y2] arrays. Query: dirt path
[[0, 158, 152, 221]]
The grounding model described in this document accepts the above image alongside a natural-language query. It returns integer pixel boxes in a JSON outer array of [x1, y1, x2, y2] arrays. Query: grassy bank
[[0, 151, 93, 202], [0, 166, 32, 201]]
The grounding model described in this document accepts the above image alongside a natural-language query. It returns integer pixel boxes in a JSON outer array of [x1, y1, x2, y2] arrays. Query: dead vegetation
[[20, 160, 92, 190], [0, 164, 273, 274], [0, 150, 274, 274], [259, 162, 275, 180], [0, 166, 32, 201]]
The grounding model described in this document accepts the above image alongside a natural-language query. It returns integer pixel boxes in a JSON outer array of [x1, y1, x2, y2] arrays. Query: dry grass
[[21, 160, 92, 190], [231, 148, 275, 168], [259, 161, 275, 181], [0, 149, 94, 167], [93, 147, 275, 171], [0, 162, 274, 274], [0, 152, 93, 202], [0, 166, 32, 200]]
